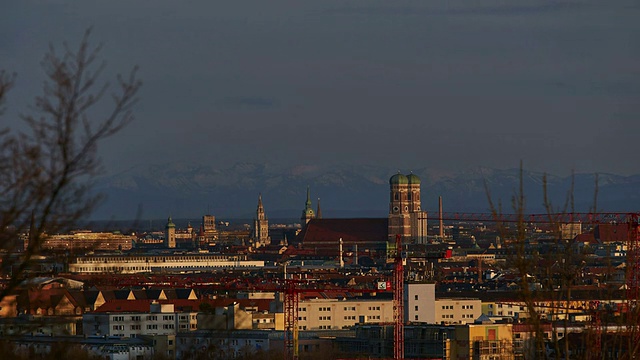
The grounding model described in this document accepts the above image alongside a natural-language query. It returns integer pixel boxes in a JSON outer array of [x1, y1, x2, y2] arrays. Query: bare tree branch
[[0, 28, 141, 301]]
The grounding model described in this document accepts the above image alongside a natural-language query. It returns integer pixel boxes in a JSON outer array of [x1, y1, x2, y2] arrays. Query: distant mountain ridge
[[92, 162, 640, 221]]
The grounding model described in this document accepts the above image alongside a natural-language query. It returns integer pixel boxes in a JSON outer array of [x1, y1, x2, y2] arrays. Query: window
[[415, 315, 419, 320], [415, 295, 418, 300], [415, 306, 419, 311]]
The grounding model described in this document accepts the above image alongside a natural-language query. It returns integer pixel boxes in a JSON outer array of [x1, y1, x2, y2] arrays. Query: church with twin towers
[[253, 172, 428, 254]]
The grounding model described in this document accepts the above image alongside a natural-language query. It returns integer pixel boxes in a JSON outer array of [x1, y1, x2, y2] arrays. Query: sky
[[2, 0, 639, 177]]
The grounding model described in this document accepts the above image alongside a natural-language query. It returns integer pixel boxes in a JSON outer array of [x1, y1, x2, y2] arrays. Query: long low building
[[69, 253, 264, 274], [26, 231, 136, 252]]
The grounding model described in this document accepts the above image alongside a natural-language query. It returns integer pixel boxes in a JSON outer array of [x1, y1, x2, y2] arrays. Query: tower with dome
[[388, 172, 427, 244], [295, 172, 428, 256]]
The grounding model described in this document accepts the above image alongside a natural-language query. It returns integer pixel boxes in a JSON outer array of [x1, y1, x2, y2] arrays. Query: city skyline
[[2, 1, 639, 178]]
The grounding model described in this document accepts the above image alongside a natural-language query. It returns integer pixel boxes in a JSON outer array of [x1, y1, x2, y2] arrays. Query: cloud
[[221, 96, 279, 110], [321, 1, 586, 17]]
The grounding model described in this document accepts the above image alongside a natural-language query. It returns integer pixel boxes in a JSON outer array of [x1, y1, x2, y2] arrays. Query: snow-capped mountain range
[[92, 162, 640, 221]]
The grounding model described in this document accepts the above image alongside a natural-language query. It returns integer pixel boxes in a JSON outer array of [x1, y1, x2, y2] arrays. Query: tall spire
[[317, 198, 322, 219], [301, 186, 315, 225], [257, 193, 265, 215], [254, 193, 269, 247]]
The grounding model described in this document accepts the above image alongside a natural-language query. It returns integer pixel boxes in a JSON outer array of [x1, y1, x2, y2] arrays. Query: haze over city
[[3, 0, 639, 180]]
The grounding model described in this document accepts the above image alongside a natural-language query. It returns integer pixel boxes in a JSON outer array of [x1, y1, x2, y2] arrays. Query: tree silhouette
[[0, 29, 141, 301]]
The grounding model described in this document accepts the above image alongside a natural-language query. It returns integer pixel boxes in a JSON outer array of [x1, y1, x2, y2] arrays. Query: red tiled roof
[[575, 233, 596, 244], [95, 299, 153, 313], [296, 218, 388, 249], [594, 223, 629, 243]]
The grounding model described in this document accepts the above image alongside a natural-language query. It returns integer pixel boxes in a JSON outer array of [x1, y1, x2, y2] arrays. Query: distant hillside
[[91, 162, 640, 221]]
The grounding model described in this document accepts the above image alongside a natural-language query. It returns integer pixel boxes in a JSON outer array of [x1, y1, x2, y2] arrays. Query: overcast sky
[[2, 0, 639, 176]]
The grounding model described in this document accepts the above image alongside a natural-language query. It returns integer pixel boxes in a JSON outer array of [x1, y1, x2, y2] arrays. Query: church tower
[[301, 186, 315, 225], [253, 194, 270, 247], [407, 173, 427, 244], [165, 216, 176, 248], [388, 173, 411, 241], [388, 172, 427, 244]]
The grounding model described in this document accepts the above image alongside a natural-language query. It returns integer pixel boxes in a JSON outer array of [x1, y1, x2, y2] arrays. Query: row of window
[[113, 314, 180, 322], [113, 324, 173, 331], [299, 306, 381, 312], [441, 305, 474, 310]]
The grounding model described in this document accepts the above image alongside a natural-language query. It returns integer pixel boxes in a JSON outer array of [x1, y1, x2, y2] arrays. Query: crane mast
[[393, 234, 405, 359]]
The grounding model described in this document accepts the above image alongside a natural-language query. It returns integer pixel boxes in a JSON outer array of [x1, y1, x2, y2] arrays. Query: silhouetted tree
[[0, 29, 141, 301]]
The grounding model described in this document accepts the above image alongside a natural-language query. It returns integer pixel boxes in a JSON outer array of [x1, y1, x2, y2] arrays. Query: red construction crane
[[284, 277, 300, 360], [626, 213, 640, 345], [393, 233, 405, 360]]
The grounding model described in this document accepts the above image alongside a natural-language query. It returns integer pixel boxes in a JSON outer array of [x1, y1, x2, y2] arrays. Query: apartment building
[[435, 298, 482, 325], [405, 282, 481, 324], [297, 298, 394, 330], [336, 322, 514, 360], [83, 302, 184, 338]]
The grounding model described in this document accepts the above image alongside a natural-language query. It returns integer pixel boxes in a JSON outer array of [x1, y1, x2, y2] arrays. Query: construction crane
[[284, 277, 300, 360], [393, 233, 404, 360], [72, 210, 640, 358], [626, 213, 640, 348], [283, 234, 406, 360]]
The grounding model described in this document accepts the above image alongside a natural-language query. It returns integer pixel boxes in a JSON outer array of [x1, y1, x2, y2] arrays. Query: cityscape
[[1, 172, 639, 359], [2, 1, 639, 360]]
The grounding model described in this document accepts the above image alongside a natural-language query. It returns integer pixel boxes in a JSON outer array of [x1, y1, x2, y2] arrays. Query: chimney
[[339, 238, 344, 268]]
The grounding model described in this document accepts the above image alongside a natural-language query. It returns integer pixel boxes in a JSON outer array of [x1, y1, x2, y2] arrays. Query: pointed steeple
[[301, 186, 315, 225], [317, 198, 322, 219], [257, 193, 265, 219], [305, 186, 312, 208], [254, 193, 269, 246]]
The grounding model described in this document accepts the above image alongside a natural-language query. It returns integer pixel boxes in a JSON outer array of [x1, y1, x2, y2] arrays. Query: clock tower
[[388, 172, 427, 244]]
